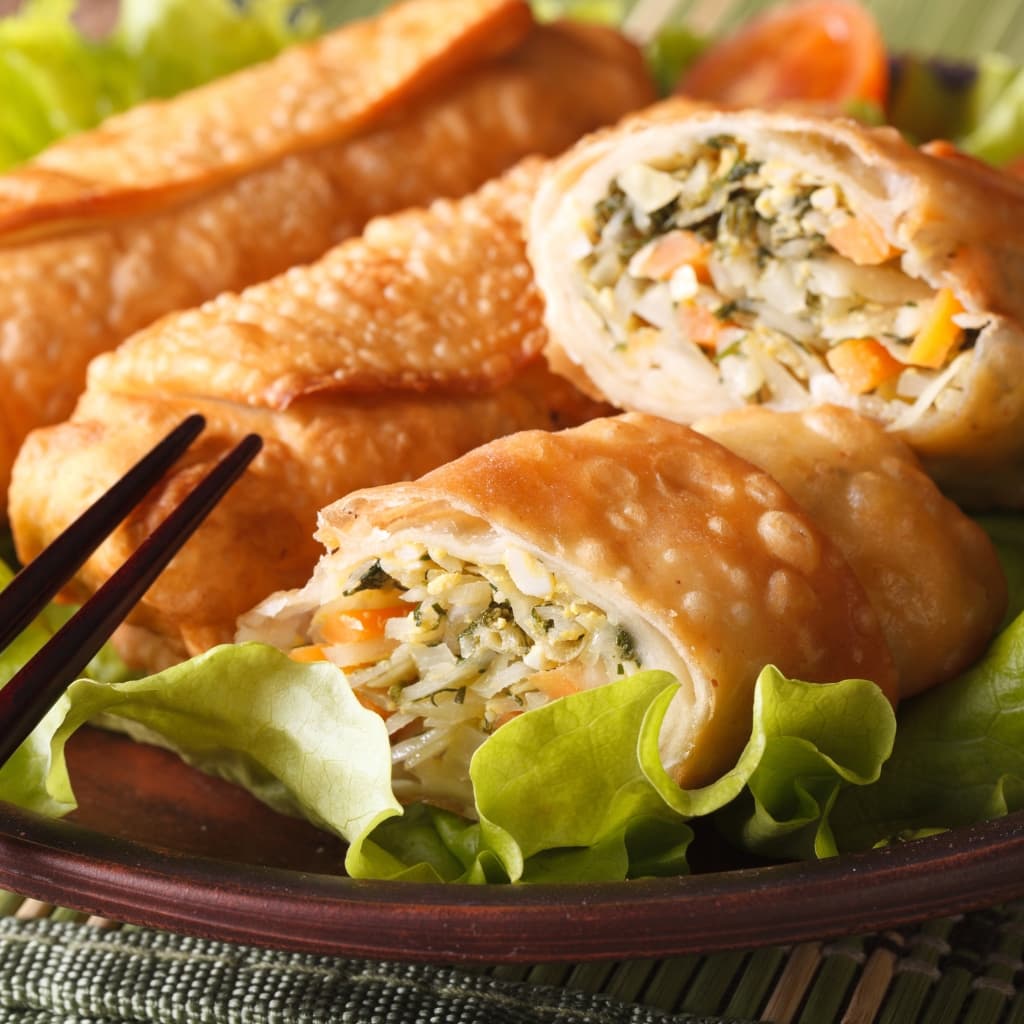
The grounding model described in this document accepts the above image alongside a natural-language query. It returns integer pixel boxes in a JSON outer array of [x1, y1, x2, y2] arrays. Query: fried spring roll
[[237, 412, 900, 810], [9, 162, 609, 669], [694, 405, 1007, 698], [528, 102, 1024, 507], [0, 0, 655, 507]]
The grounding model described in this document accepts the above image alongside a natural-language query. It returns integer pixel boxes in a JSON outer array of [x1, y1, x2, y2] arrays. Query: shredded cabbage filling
[[293, 544, 641, 808], [577, 134, 985, 425]]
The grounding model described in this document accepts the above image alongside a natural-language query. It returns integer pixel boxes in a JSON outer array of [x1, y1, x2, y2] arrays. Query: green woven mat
[[3, 895, 1024, 1023], [0, 916, 740, 1024]]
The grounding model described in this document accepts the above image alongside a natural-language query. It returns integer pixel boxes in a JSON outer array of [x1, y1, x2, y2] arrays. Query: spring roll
[[9, 162, 609, 669], [0, 0, 655, 508], [694, 404, 1007, 698], [528, 101, 1024, 507], [237, 412, 899, 810]]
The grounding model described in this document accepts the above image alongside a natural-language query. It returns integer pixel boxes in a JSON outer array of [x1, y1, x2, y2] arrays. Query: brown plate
[[1, 725, 1024, 963]]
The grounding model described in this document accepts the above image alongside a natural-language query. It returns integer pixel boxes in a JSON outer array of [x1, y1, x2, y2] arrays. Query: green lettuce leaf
[[4, 521, 1013, 883], [0, 0, 139, 166], [344, 670, 695, 883], [114, 0, 322, 99], [887, 57, 981, 143], [0, 609, 897, 884], [711, 670, 896, 861], [825, 519, 1024, 850], [0, 560, 133, 815], [977, 515, 1024, 627], [830, 612, 1024, 851], [888, 52, 1024, 165], [58, 644, 402, 844], [0, 571, 400, 848], [0, 0, 354, 172], [958, 54, 1024, 164], [0, 0, 703, 175], [346, 668, 895, 882]]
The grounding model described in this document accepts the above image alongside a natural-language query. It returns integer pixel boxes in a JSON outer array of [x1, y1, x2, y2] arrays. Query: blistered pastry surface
[[88, 162, 548, 405], [696, 404, 1008, 698]]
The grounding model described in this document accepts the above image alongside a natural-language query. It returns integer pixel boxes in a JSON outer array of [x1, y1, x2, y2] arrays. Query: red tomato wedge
[[677, 0, 888, 108]]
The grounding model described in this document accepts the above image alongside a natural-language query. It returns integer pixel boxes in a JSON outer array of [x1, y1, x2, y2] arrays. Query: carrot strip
[[905, 288, 964, 368], [825, 338, 904, 394], [826, 214, 899, 265], [289, 644, 327, 663], [318, 606, 409, 645], [632, 230, 712, 283], [677, 302, 722, 350], [529, 664, 584, 699]]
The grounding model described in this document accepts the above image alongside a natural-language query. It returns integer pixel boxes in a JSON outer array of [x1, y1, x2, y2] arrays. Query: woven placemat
[[2, 894, 1024, 1023]]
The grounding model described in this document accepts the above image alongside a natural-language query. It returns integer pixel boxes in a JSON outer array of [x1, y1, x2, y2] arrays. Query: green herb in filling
[[616, 626, 638, 662], [344, 560, 399, 596]]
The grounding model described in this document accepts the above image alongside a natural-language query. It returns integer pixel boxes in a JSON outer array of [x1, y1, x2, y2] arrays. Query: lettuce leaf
[[824, 515, 1024, 849], [0, 592, 897, 884], [0, 0, 139, 166], [114, 0, 323, 99], [958, 54, 1024, 164], [0, 560, 133, 815], [888, 51, 1024, 165], [0, 0, 353, 172], [346, 668, 894, 882], [830, 612, 1024, 851], [345, 670, 696, 883], [977, 514, 1024, 627]]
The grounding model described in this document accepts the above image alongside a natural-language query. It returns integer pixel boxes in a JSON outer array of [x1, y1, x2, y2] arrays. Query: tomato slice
[[677, 0, 888, 108]]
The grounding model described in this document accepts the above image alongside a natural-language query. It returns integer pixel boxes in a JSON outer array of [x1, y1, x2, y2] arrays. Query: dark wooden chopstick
[[0, 425, 262, 767], [0, 413, 206, 653]]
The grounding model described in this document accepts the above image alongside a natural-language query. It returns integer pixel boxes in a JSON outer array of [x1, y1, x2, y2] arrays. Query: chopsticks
[[0, 415, 262, 767]]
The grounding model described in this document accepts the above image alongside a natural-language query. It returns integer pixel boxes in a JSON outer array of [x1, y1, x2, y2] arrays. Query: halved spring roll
[[238, 412, 899, 811], [528, 101, 1024, 507], [0, 0, 655, 508], [9, 162, 609, 670]]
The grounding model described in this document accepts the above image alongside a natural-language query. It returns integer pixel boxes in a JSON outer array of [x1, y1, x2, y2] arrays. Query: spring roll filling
[[575, 134, 987, 427], [285, 543, 643, 809]]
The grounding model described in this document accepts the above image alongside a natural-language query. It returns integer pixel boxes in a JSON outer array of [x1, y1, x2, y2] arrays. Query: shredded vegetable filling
[[578, 134, 987, 426], [293, 545, 641, 808]]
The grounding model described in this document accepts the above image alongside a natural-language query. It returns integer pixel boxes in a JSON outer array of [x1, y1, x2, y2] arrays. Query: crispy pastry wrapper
[[0, 0, 655, 506], [694, 405, 1007, 699], [238, 412, 899, 799], [9, 163, 609, 668], [527, 101, 1024, 507]]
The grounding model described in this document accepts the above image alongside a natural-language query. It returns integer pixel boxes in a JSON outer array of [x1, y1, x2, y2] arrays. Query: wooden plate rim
[[2, 800, 1024, 962]]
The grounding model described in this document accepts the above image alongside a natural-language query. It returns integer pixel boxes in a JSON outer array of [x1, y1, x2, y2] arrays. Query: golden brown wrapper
[[9, 163, 610, 668], [0, 2, 655, 507], [87, 161, 550, 404], [0, 0, 532, 241], [242, 412, 898, 795], [695, 405, 1008, 699], [527, 100, 1024, 508]]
